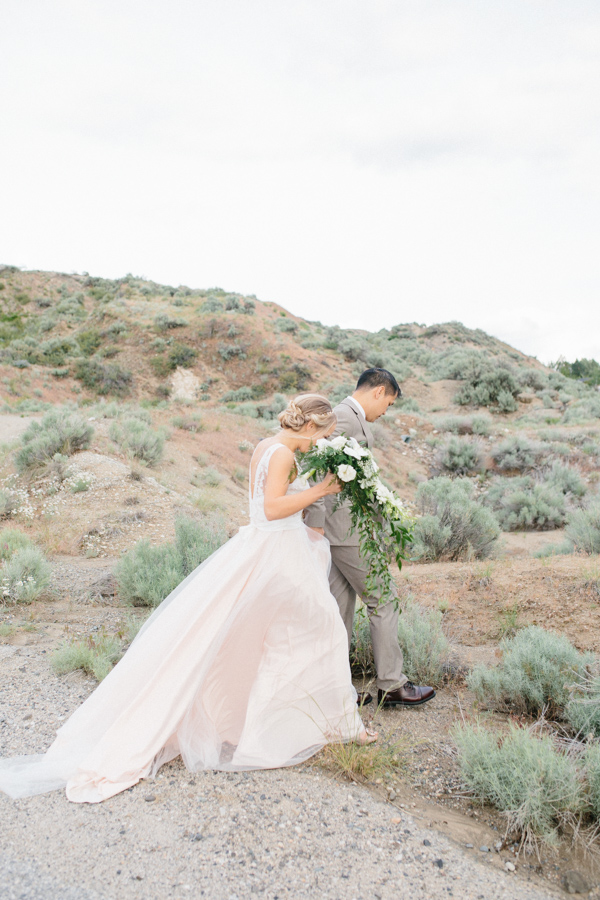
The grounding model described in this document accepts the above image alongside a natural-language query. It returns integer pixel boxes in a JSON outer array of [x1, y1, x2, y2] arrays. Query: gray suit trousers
[[329, 543, 407, 692]]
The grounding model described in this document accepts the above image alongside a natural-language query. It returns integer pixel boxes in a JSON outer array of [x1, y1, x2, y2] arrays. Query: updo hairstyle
[[278, 394, 336, 435]]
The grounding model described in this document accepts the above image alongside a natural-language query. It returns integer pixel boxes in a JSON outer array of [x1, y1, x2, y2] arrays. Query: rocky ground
[[2, 558, 599, 898]]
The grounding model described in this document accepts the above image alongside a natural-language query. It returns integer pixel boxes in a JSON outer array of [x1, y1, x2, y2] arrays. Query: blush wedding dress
[[0, 442, 364, 803]]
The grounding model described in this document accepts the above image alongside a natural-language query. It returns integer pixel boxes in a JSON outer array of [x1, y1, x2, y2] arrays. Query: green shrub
[[584, 743, 600, 818], [218, 342, 246, 361], [467, 626, 593, 717], [201, 297, 224, 313], [168, 342, 197, 369], [434, 415, 491, 436], [154, 313, 188, 330], [566, 673, 600, 738], [40, 337, 80, 366], [492, 435, 543, 471], [274, 318, 298, 333], [565, 502, 600, 554], [74, 359, 132, 396], [52, 632, 122, 681], [0, 489, 17, 520], [483, 478, 566, 531], [397, 601, 450, 686], [351, 600, 449, 687], [16, 410, 94, 472], [109, 417, 165, 465], [223, 386, 254, 402], [436, 437, 484, 475], [0, 528, 32, 560], [412, 477, 500, 561], [545, 462, 586, 497], [1, 546, 52, 603], [453, 723, 583, 846], [77, 329, 102, 356], [454, 362, 520, 412], [114, 515, 227, 607]]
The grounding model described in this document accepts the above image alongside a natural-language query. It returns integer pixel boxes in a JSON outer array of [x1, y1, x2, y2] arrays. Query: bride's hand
[[320, 473, 342, 496]]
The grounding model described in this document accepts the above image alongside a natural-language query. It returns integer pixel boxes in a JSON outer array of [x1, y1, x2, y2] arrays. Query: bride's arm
[[263, 447, 341, 521]]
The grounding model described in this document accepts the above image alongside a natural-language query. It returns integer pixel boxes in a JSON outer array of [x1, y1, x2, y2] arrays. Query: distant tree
[[554, 356, 600, 387]]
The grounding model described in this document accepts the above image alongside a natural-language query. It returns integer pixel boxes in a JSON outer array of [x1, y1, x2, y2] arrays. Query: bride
[[0, 393, 375, 804]]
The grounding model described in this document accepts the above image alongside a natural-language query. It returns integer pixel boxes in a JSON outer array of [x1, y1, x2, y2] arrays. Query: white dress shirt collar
[[345, 396, 366, 420]]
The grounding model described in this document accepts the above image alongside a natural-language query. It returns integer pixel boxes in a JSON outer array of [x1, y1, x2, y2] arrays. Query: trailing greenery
[[565, 502, 600, 554], [15, 410, 94, 472], [467, 626, 593, 718], [412, 477, 500, 561], [1, 546, 52, 603], [114, 515, 227, 607]]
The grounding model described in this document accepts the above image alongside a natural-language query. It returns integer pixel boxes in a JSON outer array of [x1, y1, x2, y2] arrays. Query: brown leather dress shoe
[[378, 682, 435, 708], [356, 691, 372, 707]]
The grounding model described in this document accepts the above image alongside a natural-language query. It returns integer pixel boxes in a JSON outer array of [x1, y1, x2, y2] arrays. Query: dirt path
[[1, 604, 562, 900]]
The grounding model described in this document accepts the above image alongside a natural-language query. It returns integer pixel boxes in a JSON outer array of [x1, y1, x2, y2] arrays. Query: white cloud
[[1, 0, 599, 362]]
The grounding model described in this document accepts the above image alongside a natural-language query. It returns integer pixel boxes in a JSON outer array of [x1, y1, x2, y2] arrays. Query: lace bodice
[[249, 442, 308, 531]]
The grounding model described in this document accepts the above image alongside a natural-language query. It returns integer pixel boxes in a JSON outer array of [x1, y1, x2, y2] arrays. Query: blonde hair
[[278, 393, 336, 434]]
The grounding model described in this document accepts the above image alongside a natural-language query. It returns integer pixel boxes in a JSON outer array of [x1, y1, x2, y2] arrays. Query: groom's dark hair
[[356, 368, 401, 397]]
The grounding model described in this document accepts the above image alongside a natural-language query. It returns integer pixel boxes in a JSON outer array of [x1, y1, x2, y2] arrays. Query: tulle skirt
[[0, 522, 363, 803]]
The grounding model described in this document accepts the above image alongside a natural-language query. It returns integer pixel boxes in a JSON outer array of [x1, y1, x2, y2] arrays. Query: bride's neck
[[277, 430, 313, 452]]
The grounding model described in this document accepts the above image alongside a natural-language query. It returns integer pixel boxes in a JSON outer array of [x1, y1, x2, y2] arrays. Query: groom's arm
[[303, 405, 360, 530]]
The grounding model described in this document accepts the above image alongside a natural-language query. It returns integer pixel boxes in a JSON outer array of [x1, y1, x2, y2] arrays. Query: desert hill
[[2, 265, 600, 893]]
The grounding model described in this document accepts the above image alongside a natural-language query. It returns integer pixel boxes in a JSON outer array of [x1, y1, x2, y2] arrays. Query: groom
[[305, 368, 435, 708]]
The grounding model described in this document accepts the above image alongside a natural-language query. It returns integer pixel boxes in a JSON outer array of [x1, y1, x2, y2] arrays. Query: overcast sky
[[1, 1, 599, 364]]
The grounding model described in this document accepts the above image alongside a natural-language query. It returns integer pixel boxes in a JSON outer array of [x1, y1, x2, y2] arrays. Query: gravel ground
[[0, 642, 562, 900]]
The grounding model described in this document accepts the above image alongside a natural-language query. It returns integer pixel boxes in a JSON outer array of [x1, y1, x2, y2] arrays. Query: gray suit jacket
[[304, 399, 373, 546]]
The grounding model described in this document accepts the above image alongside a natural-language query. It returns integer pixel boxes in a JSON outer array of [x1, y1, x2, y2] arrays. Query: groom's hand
[[309, 527, 325, 536]]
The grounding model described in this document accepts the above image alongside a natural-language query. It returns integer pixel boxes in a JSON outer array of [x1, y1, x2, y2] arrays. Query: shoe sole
[[379, 691, 436, 708]]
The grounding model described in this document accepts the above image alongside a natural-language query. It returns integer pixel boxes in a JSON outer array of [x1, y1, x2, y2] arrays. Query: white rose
[[337, 464, 357, 482], [315, 438, 329, 451], [330, 435, 348, 450], [344, 445, 363, 459]]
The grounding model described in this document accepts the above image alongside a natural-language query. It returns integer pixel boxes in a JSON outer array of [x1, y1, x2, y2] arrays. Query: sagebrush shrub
[[74, 359, 132, 396], [483, 478, 566, 531], [351, 600, 450, 687], [1, 546, 52, 603], [0, 489, 17, 520], [0, 528, 32, 560], [453, 723, 583, 846], [566, 672, 600, 738], [491, 435, 543, 471], [455, 364, 520, 412], [545, 462, 586, 497], [109, 417, 165, 465], [436, 437, 484, 475], [114, 516, 226, 607], [397, 601, 450, 686], [565, 502, 600, 554], [434, 415, 491, 436], [16, 410, 93, 472], [412, 477, 500, 561], [584, 744, 600, 819], [467, 626, 593, 717], [52, 632, 122, 681]]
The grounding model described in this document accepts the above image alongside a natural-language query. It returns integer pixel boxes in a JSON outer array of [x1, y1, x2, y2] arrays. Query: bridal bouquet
[[298, 435, 413, 609]]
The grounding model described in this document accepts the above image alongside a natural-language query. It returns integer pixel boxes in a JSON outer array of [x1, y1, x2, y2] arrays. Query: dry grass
[[316, 737, 409, 783]]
